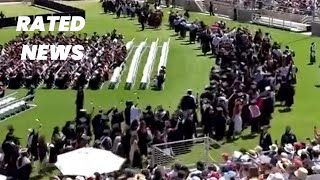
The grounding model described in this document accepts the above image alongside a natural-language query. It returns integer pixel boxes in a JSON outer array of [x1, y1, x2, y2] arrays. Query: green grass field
[[1, 1, 320, 177], [0, 3, 52, 17]]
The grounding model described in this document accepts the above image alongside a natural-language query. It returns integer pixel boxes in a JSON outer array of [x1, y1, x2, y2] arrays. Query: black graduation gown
[[116, 6, 122, 18], [201, 110, 214, 136], [183, 119, 194, 139], [180, 95, 196, 111], [285, 84, 295, 107], [28, 132, 39, 160], [16, 157, 32, 180], [138, 130, 149, 156], [75, 90, 84, 116], [280, 132, 297, 146], [124, 106, 131, 125], [214, 115, 226, 141], [189, 27, 197, 43], [259, 132, 272, 151], [201, 34, 211, 54]]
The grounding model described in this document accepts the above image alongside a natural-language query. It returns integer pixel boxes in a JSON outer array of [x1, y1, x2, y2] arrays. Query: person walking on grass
[[209, 2, 215, 16], [310, 42, 316, 65]]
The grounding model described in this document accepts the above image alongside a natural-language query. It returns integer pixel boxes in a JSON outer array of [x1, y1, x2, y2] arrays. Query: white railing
[[140, 39, 159, 86], [157, 38, 170, 76], [126, 39, 147, 86], [109, 39, 135, 85]]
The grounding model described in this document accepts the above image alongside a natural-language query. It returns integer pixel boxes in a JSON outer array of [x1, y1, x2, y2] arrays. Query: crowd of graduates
[[0, 30, 127, 90], [101, 0, 163, 30]]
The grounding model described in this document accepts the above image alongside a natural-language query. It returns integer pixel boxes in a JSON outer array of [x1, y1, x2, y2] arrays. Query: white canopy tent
[[55, 147, 126, 177]]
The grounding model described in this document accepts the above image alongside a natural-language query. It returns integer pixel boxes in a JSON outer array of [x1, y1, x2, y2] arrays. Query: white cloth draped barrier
[[140, 39, 159, 86], [109, 39, 135, 85], [126, 39, 147, 86], [157, 38, 170, 76]]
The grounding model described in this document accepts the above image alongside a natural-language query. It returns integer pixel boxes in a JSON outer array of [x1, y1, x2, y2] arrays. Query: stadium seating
[[125, 40, 147, 89], [140, 39, 159, 89], [109, 39, 135, 89]]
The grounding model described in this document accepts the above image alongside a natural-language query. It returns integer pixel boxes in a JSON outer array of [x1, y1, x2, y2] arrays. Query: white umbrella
[[55, 147, 126, 177], [0, 175, 7, 180]]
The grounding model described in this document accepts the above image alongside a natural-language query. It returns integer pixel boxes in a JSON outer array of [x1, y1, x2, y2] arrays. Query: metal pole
[[151, 146, 155, 167], [204, 136, 209, 165]]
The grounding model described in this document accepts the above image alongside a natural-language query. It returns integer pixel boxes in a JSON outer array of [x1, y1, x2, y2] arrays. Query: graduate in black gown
[[214, 107, 226, 141], [259, 126, 272, 151], [116, 5, 122, 18], [283, 80, 295, 111], [189, 23, 198, 44], [75, 87, 84, 117], [16, 148, 32, 180], [200, 29, 211, 55]]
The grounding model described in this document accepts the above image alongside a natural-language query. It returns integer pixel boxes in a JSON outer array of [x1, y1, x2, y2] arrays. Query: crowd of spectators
[[0, 30, 127, 90], [0, 8, 309, 180], [262, 0, 318, 15]]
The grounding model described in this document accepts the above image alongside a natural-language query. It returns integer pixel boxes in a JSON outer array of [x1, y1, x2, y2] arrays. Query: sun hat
[[284, 144, 295, 154], [297, 149, 308, 157], [254, 146, 263, 153], [269, 144, 278, 152], [240, 154, 250, 162], [294, 167, 308, 180], [247, 149, 258, 158], [75, 176, 85, 180], [277, 158, 292, 171], [312, 165, 320, 174], [312, 145, 320, 152], [266, 173, 285, 180], [232, 151, 242, 161]]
